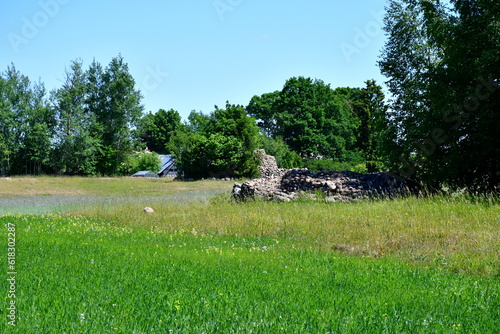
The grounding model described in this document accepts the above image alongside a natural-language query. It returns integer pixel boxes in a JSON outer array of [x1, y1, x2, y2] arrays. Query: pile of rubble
[[254, 149, 287, 178], [233, 152, 412, 202]]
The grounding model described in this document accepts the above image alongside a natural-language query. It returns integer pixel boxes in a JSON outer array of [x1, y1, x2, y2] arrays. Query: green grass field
[[0, 177, 499, 333]]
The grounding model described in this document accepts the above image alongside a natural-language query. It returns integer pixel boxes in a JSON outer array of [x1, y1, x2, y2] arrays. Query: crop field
[[0, 177, 499, 333]]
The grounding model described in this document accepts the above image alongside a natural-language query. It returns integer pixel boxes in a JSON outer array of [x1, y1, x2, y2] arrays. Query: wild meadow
[[0, 177, 499, 333]]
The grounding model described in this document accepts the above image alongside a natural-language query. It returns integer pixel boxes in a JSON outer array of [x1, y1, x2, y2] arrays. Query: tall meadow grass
[[69, 193, 500, 276], [0, 177, 498, 332]]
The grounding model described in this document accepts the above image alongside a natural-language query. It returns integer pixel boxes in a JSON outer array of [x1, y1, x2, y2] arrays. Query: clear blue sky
[[1, 0, 389, 121]]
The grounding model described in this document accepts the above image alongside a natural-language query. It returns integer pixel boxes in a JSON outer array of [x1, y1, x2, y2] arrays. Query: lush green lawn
[[0, 178, 499, 333]]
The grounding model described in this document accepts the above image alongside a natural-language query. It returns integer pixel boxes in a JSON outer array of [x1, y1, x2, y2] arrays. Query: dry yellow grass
[[1, 177, 498, 275], [71, 194, 499, 276], [0, 176, 234, 197]]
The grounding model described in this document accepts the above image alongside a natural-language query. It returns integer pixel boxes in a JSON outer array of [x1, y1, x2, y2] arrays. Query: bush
[[303, 158, 367, 173], [118, 151, 161, 175], [258, 135, 302, 169], [170, 104, 261, 179], [172, 132, 259, 179]]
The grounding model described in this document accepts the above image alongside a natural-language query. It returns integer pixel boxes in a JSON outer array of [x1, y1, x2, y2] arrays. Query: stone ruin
[[232, 150, 412, 202], [254, 149, 286, 178]]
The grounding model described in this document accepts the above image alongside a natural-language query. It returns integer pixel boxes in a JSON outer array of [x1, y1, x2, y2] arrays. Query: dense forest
[[1, 0, 498, 190]]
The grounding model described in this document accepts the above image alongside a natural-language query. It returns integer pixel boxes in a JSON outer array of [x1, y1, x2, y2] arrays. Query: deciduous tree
[[170, 103, 260, 178], [92, 55, 144, 175], [51, 60, 99, 175], [379, 0, 500, 188], [138, 108, 182, 153]]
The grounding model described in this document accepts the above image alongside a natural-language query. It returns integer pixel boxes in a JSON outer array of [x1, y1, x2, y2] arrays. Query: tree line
[[1, 0, 498, 190], [136, 77, 388, 179], [0, 56, 387, 178], [0, 55, 145, 176]]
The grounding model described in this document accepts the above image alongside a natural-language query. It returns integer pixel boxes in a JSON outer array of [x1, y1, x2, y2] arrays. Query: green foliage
[[171, 103, 260, 179], [379, 0, 500, 189], [138, 108, 183, 154], [274, 77, 358, 159], [257, 134, 302, 169], [247, 77, 388, 172], [187, 110, 212, 135], [303, 157, 367, 174], [118, 150, 161, 175], [246, 90, 280, 136], [0, 77, 13, 176], [93, 55, 144, 175], [175, 133, 245, 179], [355, 80, 388, 172], [0, 65, 56, 175], [136, 112, 156, 150], [1, 56, 144, 177], [134, 150, 161, 173], [51, 59, 100, 176]]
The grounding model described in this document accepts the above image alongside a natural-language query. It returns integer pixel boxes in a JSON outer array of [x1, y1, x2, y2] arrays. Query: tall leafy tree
[[93, 55, 144, 175], [170, 103, 260, 178], [359, 80, 388, 172], [138, 108, 182, 153], [332, 83, 388, 172], [21, 81, 54, 175], [156, 109, 182, 149], [211, 102, 259, 153], [0, 75, 15, 176], [379, 0, 444, 183], [187, 110, 212, 135], [379, 0, 500, 188], [136, 112, 156, 151], [51, 60, 100, 175], [269, 77, 358, 159], [0, 65, 54, 175], [246, 91, 280, 136], [437, 0, 500, 188], [247, 77, 389, 168], [85, 59, 105, 131], [0, 56, 147, 176]]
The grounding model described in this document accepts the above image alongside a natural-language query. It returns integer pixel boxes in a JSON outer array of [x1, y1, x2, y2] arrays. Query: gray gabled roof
[[158, 154, 176, 174]]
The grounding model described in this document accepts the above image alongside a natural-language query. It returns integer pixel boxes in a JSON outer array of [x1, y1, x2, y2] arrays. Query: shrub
[[118, 150, 161, 175]]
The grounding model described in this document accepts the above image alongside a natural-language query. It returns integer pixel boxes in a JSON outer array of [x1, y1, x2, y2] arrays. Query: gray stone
[[233, 152, 412, 202]]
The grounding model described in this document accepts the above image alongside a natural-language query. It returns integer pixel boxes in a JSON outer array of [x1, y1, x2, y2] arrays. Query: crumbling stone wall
[[254, 149, 287, 178], [233, 151, 411, 202]]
